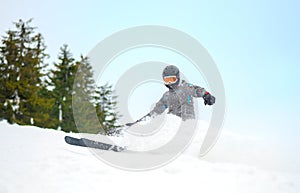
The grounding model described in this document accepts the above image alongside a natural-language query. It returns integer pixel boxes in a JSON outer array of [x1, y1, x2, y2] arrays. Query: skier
[[66, 65, 216, 150], [126, 65, 215, 126]]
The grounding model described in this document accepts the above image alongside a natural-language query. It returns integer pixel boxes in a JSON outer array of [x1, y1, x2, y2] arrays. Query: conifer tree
[[72, 56, 102, 133], [0, 19, 121, 133], [0, 19, 51, 125], [94, 84, 120, 133], [73, 57, 120, 134], [48, 44, 77, 132]]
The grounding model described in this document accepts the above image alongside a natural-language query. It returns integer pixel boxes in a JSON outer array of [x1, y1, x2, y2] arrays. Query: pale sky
[[1, 0, 299, 148]]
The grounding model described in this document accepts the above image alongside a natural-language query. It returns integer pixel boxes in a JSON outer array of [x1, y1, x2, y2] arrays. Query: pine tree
[[0, 19, 51, 125], [94, 84, 120, 133], [72, 56, 103, 134], [0, 19, 121, 133], [48, 44, 77, 132]]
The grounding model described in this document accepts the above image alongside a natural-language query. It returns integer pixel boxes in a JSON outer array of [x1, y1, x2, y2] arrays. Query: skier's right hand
[[203, 92, 215, 105], [125, 113, 152, 127]]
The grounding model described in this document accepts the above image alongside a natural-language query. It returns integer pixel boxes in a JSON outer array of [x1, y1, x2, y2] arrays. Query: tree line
[[0, 19, 119, 134]]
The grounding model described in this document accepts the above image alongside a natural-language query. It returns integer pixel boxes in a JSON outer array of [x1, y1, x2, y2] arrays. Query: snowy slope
[[0, 119, 299, 193]]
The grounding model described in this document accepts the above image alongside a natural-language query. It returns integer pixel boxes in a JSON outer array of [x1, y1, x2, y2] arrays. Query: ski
[[64, 136, 125, 152]]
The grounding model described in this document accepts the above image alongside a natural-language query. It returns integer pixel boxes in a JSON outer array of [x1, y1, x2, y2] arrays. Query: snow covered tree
[[72, 56, 102, 134], [73, 57, 121, 134], [0, 19, 121, 133], [94, 84, 120, 134], [0, 19, 52, 125], [49, 49, 120, 133], [48, 44, 77, 132]]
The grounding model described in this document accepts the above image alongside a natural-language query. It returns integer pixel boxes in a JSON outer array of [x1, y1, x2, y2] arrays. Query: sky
[[1, 0, 299, 148]]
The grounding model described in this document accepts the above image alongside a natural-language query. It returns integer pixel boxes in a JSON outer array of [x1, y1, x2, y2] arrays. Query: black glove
[[203, 93, 215, 105]]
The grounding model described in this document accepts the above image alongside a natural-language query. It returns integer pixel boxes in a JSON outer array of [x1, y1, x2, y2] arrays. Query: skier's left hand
[[203, 93, 215, 105]]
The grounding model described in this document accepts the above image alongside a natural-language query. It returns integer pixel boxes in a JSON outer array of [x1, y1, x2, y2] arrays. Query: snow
[[0, 118, 299, 193], [58, 104, 62, 122], [30, 117, 34, 125]]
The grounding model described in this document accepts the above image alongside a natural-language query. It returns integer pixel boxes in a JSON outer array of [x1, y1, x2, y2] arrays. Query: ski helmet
[[162, 65, 180, 88]]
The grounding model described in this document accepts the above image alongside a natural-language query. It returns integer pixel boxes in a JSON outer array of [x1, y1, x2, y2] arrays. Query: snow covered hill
[[0, 119, 299, 193]]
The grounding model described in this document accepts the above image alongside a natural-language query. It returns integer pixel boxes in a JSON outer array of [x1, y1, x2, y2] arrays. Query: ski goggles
[[163, 76, 178, 84]]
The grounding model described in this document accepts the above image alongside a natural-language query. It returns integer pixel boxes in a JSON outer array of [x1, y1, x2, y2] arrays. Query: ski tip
[[64, 136, 75, 143], [64, 136, 70, 143]]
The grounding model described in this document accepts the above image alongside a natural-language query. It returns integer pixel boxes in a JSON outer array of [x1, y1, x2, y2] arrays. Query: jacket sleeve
[[149, 93, 168, 116], [187, 83, 209, 98]]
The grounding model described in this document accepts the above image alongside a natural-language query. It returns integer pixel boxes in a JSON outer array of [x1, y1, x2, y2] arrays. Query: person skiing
[[66, 66, 215, 150], [126, 65, 215, 126]]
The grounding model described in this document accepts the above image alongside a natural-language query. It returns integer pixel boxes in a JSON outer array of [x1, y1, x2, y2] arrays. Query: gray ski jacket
[[150, 80, 208, 120]]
